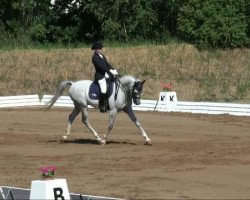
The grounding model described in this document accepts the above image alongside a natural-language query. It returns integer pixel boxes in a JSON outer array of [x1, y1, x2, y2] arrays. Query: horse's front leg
[[123, 106, 152, 145], [103, 108, 117, 144], [80, 106, 105, 144]]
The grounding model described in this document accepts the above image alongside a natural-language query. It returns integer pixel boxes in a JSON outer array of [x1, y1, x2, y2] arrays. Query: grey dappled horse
[[47, 75, 152, 145]]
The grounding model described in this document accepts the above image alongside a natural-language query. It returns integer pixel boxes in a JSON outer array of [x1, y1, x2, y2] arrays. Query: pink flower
[[40, 165, 56, 178], [162, 82, 173, 91]]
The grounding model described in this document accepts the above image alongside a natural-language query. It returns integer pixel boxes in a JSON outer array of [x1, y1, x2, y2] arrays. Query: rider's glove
[[105, 72, 109, 79], [110, 69, 118, 76]]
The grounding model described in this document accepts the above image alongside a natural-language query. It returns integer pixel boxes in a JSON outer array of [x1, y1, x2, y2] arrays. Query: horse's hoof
[[60, 136, 68, 143], [98, 139, 106, 145], [63, 135, 68, 140], [144, 141, 152, 146]]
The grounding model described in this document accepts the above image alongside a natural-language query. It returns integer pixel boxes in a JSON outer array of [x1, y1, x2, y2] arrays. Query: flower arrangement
[[162, 82, 173, 91], [40, 165, 56, 180]]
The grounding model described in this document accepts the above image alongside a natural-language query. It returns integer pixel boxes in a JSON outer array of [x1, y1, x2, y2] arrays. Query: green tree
[[151, 0, 184, 39], [246, 0, 250, 40], [0, 0, 53, 46], [0, 0, 249, 48], [177, 0, 248, 48], [82, 0, 159, 42]]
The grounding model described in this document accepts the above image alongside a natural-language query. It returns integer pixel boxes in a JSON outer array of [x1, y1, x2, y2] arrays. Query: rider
[[91, 41, 119, 113]]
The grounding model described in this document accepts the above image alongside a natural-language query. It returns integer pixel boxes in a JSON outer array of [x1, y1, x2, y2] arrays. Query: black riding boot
[[99, 93, 108, 113]]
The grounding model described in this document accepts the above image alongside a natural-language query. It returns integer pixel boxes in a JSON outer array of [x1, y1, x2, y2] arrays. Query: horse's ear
[[142, 80, 146, 84]]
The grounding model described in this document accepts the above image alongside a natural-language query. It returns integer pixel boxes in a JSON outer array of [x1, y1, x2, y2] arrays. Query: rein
[[114, 76, 132, 101], [114, 77, 125, 100]]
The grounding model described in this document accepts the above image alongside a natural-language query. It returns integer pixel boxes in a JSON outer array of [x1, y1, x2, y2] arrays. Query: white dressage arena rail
[[0, 186, 120, 200], [0, 94, 249, 116], [0, 95, 41, 108]]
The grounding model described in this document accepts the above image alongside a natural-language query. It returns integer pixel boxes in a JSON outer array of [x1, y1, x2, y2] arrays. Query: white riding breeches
[[98, 78, 107, 94]]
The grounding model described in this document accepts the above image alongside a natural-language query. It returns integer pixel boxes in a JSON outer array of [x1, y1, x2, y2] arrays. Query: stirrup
[[100, 105, 107, 113]]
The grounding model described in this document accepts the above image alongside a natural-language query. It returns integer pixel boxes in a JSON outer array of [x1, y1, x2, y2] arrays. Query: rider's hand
[[110, 69, 118, 76]]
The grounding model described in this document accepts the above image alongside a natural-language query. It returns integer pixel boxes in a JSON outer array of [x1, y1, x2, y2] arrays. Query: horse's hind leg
[[80, 106, 104, 144], [63, 107, 80, 140]]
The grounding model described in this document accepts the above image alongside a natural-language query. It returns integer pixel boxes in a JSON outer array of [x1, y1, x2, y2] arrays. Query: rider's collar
[[95, 50, 103, 59]]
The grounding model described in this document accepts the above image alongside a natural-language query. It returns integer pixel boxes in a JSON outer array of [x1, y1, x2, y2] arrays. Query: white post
[[30, 179, 70, 200]]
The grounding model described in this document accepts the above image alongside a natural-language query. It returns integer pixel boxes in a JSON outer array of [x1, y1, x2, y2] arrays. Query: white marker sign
[[30, 179, 70, 200], [159, 92, 177, 103]]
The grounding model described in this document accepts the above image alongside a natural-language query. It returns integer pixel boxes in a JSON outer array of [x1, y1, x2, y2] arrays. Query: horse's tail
[[46, 80, 73, 110]]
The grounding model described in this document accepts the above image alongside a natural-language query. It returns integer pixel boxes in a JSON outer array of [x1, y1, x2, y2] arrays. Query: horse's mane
[[120, 74, 137, 82], [121, 74, 136, 78]]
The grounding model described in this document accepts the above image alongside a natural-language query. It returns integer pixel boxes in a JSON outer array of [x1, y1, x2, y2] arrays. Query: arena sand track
[[0, 108, 250, 199]]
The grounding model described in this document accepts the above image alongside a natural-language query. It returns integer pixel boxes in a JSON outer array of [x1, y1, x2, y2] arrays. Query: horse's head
[[132, 80, 145, 105]]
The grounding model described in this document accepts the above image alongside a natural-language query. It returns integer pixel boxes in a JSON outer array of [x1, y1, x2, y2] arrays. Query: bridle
[[132, 82, 141, 100], [114, 76, 141, 103]]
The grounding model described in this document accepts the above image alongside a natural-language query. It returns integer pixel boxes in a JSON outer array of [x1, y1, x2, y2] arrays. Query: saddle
[[88, 81, 115, 100]]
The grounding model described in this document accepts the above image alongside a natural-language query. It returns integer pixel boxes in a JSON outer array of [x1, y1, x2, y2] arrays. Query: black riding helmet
[[91, 41, 103, 50]]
